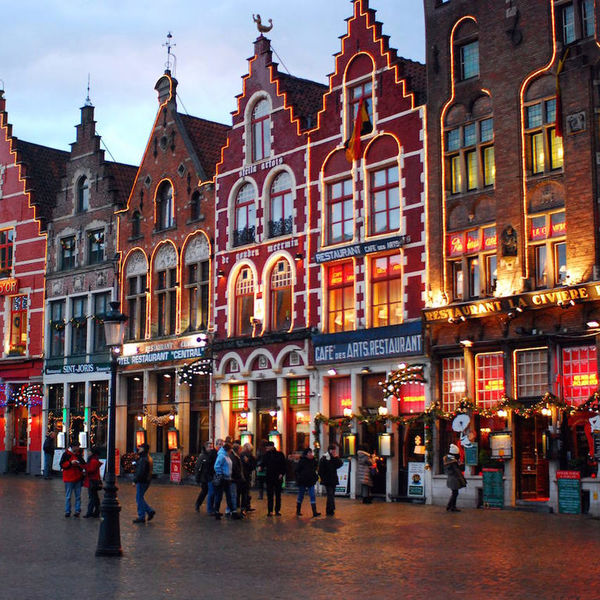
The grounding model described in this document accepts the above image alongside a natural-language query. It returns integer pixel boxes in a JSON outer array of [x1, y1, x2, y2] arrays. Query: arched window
[[270, 260, 292, 332], [251, 99, 271, 162], [77, 176, 89, 212], [131, 211, 141, 238], [269, 172, 292, 238], [156, 181, 174, 230], [235, 267, 254, 336], [233, 184, 256, 247]]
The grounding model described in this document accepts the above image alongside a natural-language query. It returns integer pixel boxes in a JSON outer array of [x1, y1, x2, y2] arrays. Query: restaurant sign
[[45, 362, 110, 375], [0, 278, 19, 295], [315, 235, 411, 264], [424, 283, 600, 323], [313, 321, 422, 364], [118, 334, 206, 367]]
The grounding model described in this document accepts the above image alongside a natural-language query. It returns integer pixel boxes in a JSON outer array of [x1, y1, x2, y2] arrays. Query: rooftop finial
[[84, 73, 92, 106], [162, 31, 177, 74], [253, 14, 273, 34]]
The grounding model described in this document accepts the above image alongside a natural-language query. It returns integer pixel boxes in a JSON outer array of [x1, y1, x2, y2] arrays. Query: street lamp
[[96, 301, 127, 557]]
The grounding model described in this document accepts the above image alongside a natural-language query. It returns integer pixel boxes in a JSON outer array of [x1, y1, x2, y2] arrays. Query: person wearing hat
[[444, 443, 467, 512], [133, 443, 155, 523], [294, 447, 320, 517], [60, 440, 85, 517]]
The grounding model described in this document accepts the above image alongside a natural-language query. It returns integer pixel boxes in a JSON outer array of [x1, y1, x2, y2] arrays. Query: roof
[[177, 114, 230, 180], [393, 56, 427, 106], [275, 73, 328, 130], [106, 161, 138, 206]]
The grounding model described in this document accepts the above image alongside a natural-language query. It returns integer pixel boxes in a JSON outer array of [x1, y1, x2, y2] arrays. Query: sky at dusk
[[1, 0, 425, 166]]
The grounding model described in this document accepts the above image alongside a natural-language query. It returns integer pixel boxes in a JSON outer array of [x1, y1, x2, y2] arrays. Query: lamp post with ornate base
[[96, 301, 127, 557]]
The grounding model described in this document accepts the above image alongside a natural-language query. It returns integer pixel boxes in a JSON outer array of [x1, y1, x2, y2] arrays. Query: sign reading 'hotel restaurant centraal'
[[424, 283, 600, 323], [118, 334, 206, 367]]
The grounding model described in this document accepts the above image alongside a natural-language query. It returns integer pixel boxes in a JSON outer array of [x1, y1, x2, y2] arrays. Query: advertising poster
[[335, 459, 351, 496], [170, 451, 182, 483], [407, 462, 425, 497]]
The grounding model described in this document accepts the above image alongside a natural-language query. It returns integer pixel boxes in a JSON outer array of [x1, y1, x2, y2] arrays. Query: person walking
[[60, 440, 85, 518], [83, 447, 102, 518], [262, 441, 287, 516], [444, 443, 467, 512], [205, 439, 222, 515], [133, 443, 155, 523], [240, 442, 256, 512], [43, 430, 56, 479], [318, 444, 343, 516], [356, 445, 375, 504], [194, 443, 211, 512], [295, 447, 321, 517], [213, 442, 238, 520]]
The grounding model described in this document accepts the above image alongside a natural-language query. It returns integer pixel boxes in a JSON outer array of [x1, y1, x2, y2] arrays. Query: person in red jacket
[[83, 447, 102, 518], [60, 441, 85, 517]]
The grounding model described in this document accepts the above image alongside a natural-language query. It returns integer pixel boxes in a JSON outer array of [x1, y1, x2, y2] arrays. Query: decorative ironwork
[[268, 216, 293, 238], [233, 226, 256, 247]]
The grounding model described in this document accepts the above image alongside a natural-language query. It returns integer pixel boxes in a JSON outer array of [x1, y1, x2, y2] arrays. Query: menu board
[[482, 468, 504, 508], [151, 452, 165, 475], [557, 470, 581, 514], [465, 443, 478, 466], [335, 459, 351, 496]]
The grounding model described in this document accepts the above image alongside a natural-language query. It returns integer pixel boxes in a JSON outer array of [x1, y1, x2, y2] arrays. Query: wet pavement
[[0, 475, 597, 600]]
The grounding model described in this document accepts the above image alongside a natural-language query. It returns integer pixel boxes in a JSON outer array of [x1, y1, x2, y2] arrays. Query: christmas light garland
[[143, 406, 177, 425], [178, 358, 212, 385]]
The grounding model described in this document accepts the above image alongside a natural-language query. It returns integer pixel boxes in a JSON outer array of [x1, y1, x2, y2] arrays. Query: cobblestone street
[[0, 476, 598, 599]]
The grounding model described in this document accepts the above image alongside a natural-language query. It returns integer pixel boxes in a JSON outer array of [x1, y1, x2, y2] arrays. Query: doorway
[[255, 380, 278, 445], [12, 406, 28, 472], [516, 415, 550, 500]]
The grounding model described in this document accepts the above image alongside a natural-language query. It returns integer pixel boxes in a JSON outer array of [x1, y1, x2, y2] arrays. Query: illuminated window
[[70, 296, 87, 355], [49, 300, 65, 358], [327, 262, 355, 333], [233, 184, 256, 247], [187, 260, 209, 331], [529, 211, 566, 289], [371, 254, 402, 327], [231, 383, 248, 411], [398, 382, 426, 414], [486, 254, 498, 295], [60, 236, 76, 271], [235, 267, 254, 337], [288, 378, 309, 406], [77, 176, 89, 213], [515, 348, 548, 398], [156, 268, 177, 336], [327, 179, 353, 245], [562, 346, 598, 405], [251, 99, 271, 162], [442, 357, 465, 413], [92, 292, 109, 352], [126, 274, 147, 341], [348, 81, 373, 136], [87, 229, 105, 265], [452, 261, 463, 300], [0, 229, 14, 275], [445, 117, 494, 195], [475, 352, 505, 408], [525, 98, 563, 174], [270, 260, 292, 332], [156, 181, 174, 230], [459, 40, 479, 80], [369, 165, 400, 235], [269, 172, 293, 238], [329, 376, 351, 417]]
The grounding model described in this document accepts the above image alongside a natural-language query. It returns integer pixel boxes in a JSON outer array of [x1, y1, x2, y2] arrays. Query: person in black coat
[[229, 443, 244, 517], [133, 443, 155, 523], [262, 441, 287, 516], [205, 439, 221, 515], [240, 443, 256, 512], [318, 444, 343, 516], [295, 447, 321, 517], [194, 444, 211, 512]]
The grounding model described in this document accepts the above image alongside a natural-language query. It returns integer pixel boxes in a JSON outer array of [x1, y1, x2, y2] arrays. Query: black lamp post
[[96, 301, 127, 557]]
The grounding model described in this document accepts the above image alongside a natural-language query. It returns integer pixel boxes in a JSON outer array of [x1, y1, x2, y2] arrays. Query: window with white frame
[[187, 260, 210, 331], [370, 254, 402, 327], [70, 296, 87, 355], [475, 352, 505, 408], [562, 346, 598, 405], [156, 267, 177, 336], [269, 172, 293, 238], [327, 179, 353, 245], [458, 40, 479, 80], [525, 98, 563, 175], [235, 267, 254, 337], [515, 348, 548, 398], [369, 165, 400, 235], [49, 299, 65, 358], [77, 176, 89, 212], [126, 273, 147, 341], [442, 357, 466, 412], [251, 99, 271, 162], [270, 259, 292, 332], [233, 184, 256, 247], [156, 181, 174, 230]]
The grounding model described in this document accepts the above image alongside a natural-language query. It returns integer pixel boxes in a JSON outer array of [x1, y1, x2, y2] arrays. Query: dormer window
[[77, 176, 89, 212], [251, 99, 271, 162], [156, 181, 174, 230]]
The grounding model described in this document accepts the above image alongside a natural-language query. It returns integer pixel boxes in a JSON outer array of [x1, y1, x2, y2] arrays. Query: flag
[[344, 99, 373, 162], [555, 48, 569, 138]]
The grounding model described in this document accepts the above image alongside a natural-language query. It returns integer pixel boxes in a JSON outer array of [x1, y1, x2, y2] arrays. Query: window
[[515, 348, 548, 398], [447, 226, 497, 300], [562, 346, 598, 405], [0, 229, 14, 275], [530, 211, 566, 289], [233, 184, 256, 247], [270, 259, 292, 332], [251, 99, 271, 162], [582, 0, 595, 37], [235, 267, 254, 336], [327, 179, 353, 245], [70, 297, 87, 355], [190, 191, 201, 222], [156, 268, 177, 336], [445, 117, 494, 194], [87, 229, 105, 265], [371, 254, 402, 327], [288, 378, 309, 406], [349, 81, 373, 134], [525, 98, 563, 174], [156, 181, 174, 230], [49, 300, 65, 358], [369, 165, 400, 235], [92, 292, 110, 352], [269, 172, 293, 238], [475, 352, 505, 408], [77, 176, 89, 212], [562, 3, 576, 43], [9, 295, 28, 355], [459, 40, 479, 80], [442, 357, 466, 412], [60, 236, 76, 270], [126, 274, 147, 340], [187, 260, 209, 331], [329, 376, 352, 417], [131, 211, 142, 238], [230, 384, 248, 411], [327, 262, 355, 333]]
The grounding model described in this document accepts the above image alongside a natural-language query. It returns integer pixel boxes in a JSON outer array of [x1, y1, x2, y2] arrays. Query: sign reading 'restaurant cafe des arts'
[[423, 283, 600, 323]]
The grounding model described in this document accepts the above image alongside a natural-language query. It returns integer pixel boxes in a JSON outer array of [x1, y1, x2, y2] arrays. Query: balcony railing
[[233, 226, 256, 247], [268, 216, 293, 238]]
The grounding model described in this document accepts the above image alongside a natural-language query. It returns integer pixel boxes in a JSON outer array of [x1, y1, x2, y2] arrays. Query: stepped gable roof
[[14, 139, 68, 227], [393, 56, 427, 106], [177, 114, 230, 180], [275, 72, 327, 130]]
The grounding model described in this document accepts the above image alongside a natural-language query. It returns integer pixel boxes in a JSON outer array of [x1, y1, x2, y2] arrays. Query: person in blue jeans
[[213, 442, 240, 519], [295, 447, 321, 517], [60, 441, 85, 517], [133, 443, 155, 523], [205, 439, 222, 515]]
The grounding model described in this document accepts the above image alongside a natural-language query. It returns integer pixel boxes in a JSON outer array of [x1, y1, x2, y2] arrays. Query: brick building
[[423, 0, 600, 513], [116, 71, 229, 470], [0, 90, 68, 474], [43, 100, 136, 465]]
